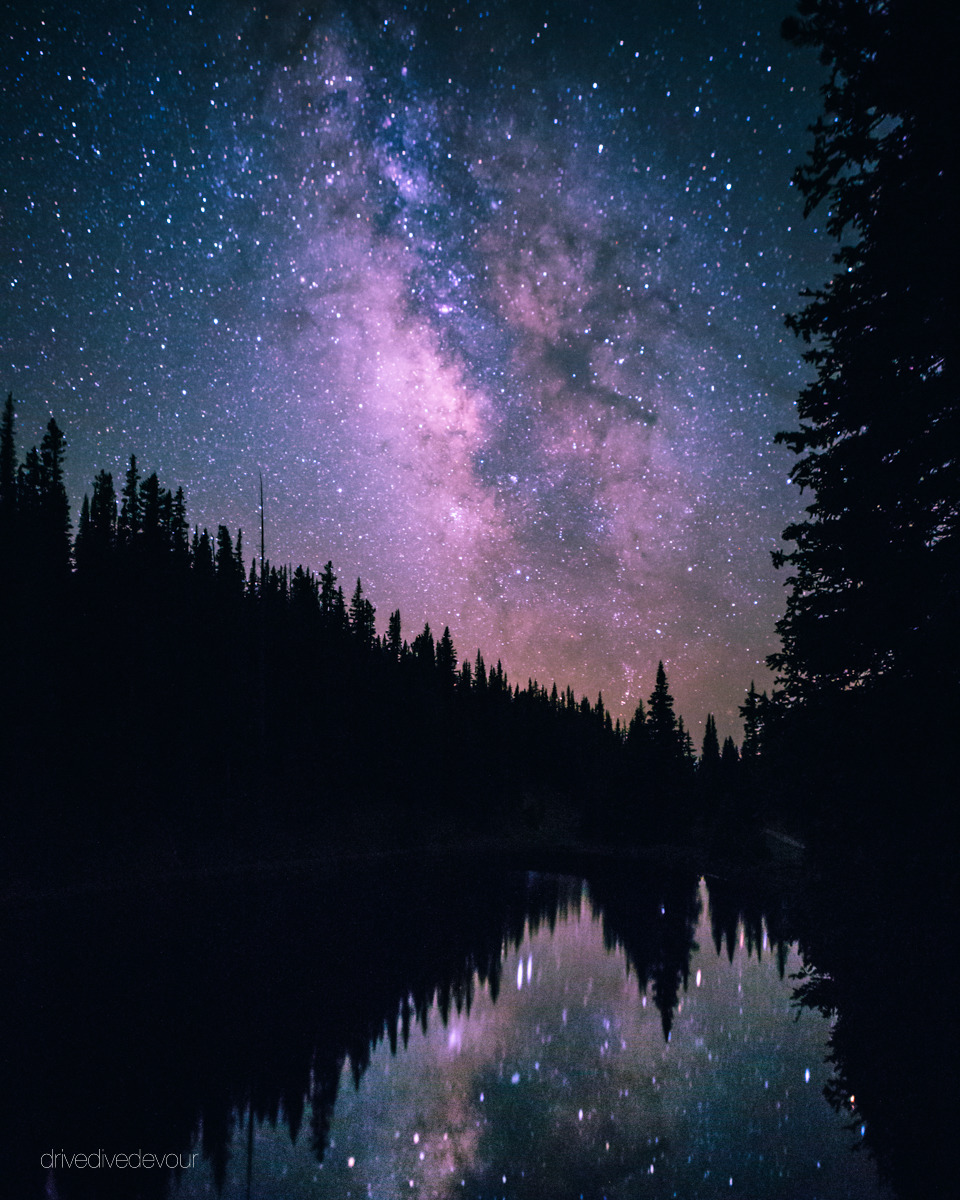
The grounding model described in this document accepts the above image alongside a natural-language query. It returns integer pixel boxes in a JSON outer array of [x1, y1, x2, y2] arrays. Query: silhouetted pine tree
[[700, 714, 720, 775], [348, 578, 376, 650], [0, 395, 19, 594], [412, 622, 435, 671], [739, 682, 764, 763], [118, 454, 141, 548], [473, 650, 487, 694], [436, 626, 457, 688], [38, 420, 70, 574], [647, 662, 678, 758], [773, 0, 959, 702], [625, 697, 647, 758], [191, 527, 215, 582], [140, 472, 163, 548], [215, 525, 246, 598], [318, 560, 348, 637], [387, 609, 402, 660], [291, 564, 318, 619], [171, 487, 189, 561], [12, 423, 70, 583], [0, 393, 15, 518], [16, 446, 40, 514], [75, 494, 91, 562], [677, 716, 695, 765], [89, 470, 117, 561]]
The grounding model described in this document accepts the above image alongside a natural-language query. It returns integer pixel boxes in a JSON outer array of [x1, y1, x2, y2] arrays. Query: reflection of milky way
[[2, 1, 834, 733], [178, 885, 884, 1199]]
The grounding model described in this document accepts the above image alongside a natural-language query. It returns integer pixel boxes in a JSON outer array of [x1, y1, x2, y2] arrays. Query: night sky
[[2, 0, 834, 736]]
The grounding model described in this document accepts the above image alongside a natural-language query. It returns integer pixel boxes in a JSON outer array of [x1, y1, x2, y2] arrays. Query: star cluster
[[2, 0, 832, 734]]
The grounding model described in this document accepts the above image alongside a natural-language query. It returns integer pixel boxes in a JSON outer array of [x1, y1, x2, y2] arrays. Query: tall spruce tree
[[90, 470, 117, 552], [647, 661, 678, 756], [412, 622, 435, 670], [700, 714, 720, 776], [0, 394, 18, 571], [348, 577, 376, 649], [38, 419, 70, 572], [473, 650, 487, 693], [739, 682, 765, 762], [772, 0, 959, 702], [387, 609, 403, 660], [436, 626, 458, 687], [319, 560, 346, 634], [212, 525, 246, 599], [118, 455, 141, 548], [291, 564, 318, 616], [17, 447, 42, 528], [140, 473, 162, 548], [171, 487, 188, 560], [0, 393, 15, 517], [75, 495, 91, 561]]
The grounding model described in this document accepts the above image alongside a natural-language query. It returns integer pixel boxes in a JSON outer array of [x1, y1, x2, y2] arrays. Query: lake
[[4, 857, 891, 1199]]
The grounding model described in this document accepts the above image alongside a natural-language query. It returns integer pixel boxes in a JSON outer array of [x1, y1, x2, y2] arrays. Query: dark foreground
[[2, 823, 953, 1200]]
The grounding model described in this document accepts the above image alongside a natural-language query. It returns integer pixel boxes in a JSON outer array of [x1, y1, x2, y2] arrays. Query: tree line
[[0, 396, 764, 881]]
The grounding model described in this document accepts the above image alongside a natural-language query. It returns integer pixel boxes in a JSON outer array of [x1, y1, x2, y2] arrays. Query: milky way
[[2, 0, 833, 735]]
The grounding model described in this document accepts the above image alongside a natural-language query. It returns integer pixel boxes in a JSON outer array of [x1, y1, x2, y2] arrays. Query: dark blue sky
[[2, 0, 833, 735]]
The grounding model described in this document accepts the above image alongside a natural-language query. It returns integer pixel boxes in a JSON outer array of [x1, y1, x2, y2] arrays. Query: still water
[[165, 875, 887, 1200]]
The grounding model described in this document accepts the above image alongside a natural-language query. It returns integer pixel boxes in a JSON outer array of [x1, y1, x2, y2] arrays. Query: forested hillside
[[0, 400, 757, 885]]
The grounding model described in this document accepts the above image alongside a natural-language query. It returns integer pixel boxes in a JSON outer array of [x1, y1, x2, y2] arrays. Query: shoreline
[[1, 824, 805, 909]]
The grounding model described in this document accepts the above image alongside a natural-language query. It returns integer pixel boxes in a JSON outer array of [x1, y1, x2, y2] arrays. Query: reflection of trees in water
[[6, 853, 933, 1199], [788, 847, 953, 1199], [587, 867, 702, 1039], [7, 862, 589, 1199], [704, 872, 795, 980], [706, 852, 951, 1196]]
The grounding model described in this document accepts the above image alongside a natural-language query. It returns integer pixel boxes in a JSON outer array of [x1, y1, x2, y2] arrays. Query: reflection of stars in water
[[178, 884, 885, 1199], [2, 2, 836, 734]]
